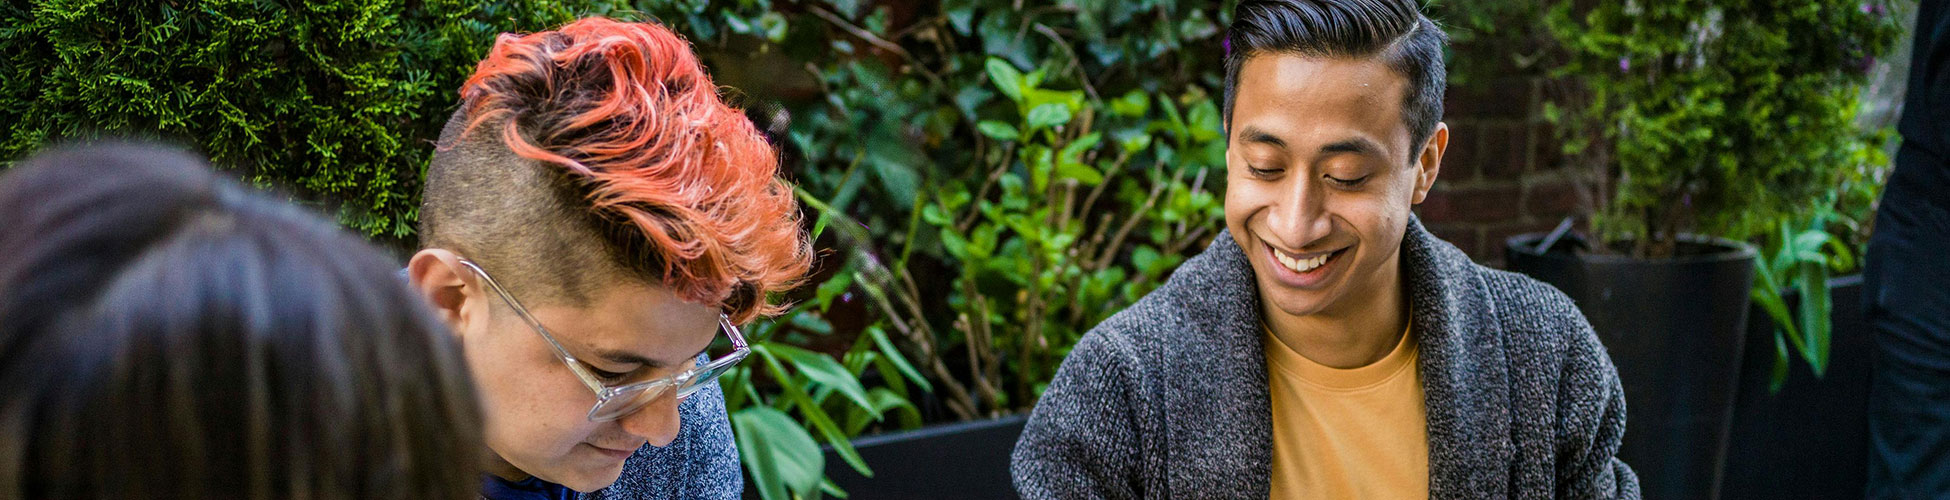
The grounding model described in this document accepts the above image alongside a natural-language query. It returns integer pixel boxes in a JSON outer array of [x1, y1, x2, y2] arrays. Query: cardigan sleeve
[[1011, 330, 1147, 500], [1553, 314, 1642, 500]]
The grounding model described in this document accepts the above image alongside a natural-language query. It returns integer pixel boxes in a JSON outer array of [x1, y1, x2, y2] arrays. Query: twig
[[1094, 164, 1182, 270], [1032, 23, 1102, 103]]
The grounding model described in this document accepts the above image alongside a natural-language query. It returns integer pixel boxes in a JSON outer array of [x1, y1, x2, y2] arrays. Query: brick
[[1424, 223, 1486, 261], [1524, 178, 1591, 218], [1417, 183, 1521, 224], [1531, 123, 1567, 170], [1439, 121, 1481, 181], [1445, 77, 1534, 121], [1477, 123, 1530, 180]]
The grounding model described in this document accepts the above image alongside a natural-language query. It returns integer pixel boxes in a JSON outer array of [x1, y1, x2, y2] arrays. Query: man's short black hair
[[1223, 0, 1449, 151]]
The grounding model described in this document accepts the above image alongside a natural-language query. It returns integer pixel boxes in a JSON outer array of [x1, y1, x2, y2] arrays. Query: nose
[[617, 392, 683, 447], [1266, 177, 1331, 248]]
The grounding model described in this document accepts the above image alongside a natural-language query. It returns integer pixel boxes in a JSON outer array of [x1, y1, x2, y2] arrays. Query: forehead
[[1231, 53, 1411, 151], [526, 280, 720, 364]]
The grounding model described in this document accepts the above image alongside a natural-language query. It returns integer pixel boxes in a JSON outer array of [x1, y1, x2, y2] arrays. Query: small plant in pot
[[1504, 1, 1902, 499]]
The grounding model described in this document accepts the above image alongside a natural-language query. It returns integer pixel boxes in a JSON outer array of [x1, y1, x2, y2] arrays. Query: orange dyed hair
[[437, 17, 808, 322]]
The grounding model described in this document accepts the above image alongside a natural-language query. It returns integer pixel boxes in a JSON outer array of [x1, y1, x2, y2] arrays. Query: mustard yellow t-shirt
[[1264, 323, 1428, 499]]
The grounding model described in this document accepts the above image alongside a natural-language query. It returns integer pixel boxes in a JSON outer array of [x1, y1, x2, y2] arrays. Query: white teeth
[[1274, 249, 1330, 273]]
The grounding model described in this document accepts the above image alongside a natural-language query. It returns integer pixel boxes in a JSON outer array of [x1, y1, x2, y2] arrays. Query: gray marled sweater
[[1011, 218, 1639, 499]]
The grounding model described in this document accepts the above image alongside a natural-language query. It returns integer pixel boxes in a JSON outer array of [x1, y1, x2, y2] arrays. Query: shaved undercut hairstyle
[[421, 17, 811, 323]]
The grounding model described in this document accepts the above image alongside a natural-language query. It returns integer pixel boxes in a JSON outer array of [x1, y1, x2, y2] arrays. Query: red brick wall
[[1416, 74, 1599, 268]]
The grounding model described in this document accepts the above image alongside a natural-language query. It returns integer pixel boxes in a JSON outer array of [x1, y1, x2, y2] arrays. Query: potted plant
[[1504, 1, 1901, 498]]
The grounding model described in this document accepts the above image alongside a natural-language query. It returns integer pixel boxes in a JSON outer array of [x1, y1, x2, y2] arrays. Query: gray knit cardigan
[[588, 374, 741, 499], [1011, 218, 1640, 499]]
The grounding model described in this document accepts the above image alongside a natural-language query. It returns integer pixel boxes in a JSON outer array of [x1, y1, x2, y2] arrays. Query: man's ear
[[1410, 122, 1448, 205], [407, 248, 477, 338]]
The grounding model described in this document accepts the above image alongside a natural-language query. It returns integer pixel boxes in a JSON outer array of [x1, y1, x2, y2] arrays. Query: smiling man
[[1011, 1, 1638, 498], [405, 17, 810, 499]]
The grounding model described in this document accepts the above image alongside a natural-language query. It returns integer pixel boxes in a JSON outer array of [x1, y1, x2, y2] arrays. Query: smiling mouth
[[1267, 243, 1344, 274]]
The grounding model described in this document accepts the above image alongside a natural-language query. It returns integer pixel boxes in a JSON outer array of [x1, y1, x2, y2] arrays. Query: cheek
[[1224, 179, 1277, 226], [471, 329, 598, 449]]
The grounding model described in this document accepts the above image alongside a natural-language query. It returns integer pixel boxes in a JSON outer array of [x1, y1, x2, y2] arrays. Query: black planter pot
[[743, 415, 1028, 500], [1506, 233, 1757, 500], [1721, 275, 1872, 499]]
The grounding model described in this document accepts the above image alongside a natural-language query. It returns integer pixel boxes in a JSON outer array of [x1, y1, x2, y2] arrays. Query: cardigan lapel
[[1157, 229, 1275, 498], [1402, 217, 1516, 498]]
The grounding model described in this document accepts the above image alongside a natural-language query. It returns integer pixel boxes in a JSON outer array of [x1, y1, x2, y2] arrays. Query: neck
[[1261, 254, 1409, 369], [484, 450, 531, 482]]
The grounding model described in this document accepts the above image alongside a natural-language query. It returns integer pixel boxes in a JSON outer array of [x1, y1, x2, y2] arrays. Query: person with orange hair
[[404, 17, 811, 499]]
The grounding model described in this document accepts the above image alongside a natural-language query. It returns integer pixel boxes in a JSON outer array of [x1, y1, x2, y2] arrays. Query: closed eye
[[587, 363, 632, 382], [1327, 175, 1370, 188], [1248, 164, 1283, 178]]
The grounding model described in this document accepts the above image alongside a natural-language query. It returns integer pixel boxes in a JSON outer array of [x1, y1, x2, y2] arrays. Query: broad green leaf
[[756, 347, 875, 477], [868, 325, 933, 392], [977, 120, 1021, 141], [814, 271, 854, 312], [733, 406, 823, 500], [986, 58, 1025, 103], [768, 343, 878, 416], [1796, 260, 1831, 377], [1058, 132, 1104, 163], [1110, 90, 1150, 117], [1026, 103, 1073, 130], [1054, 161, 1104, 184]]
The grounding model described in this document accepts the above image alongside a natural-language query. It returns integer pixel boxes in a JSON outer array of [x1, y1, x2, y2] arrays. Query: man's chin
[[1257, 277, 1335, 319]]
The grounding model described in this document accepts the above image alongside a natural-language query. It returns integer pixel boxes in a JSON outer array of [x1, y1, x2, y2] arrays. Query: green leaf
[[756, 346, 875, 478], [1054, 161, 1104, 184], [1769, 330, 1790, 394], [869, 326, 936, 392], [1110, 90, 1150, 117], [977, 120, 1021, 141], [732, 406, 824, 500], [814, 271, 854, 311], [1058, 132, 1103, 163], [767, 344, 878, 416], [1796, 260, 1831, 377], [1185, 100, 1222, 142], [1026, 103, 1073, 129], [940, 228, 970, 258], [985, 58, 1025, 103]]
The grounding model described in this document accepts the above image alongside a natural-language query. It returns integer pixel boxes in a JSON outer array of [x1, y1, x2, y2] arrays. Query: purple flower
[[841, 292, 854, 303], [1618, 57, 1631, 73]]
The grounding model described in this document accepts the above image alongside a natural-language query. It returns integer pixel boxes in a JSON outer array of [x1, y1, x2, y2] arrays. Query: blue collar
[[480, 474, 580, 500]]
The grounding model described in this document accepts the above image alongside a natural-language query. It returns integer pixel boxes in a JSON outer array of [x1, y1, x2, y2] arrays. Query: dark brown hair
[[1224, 0, 1449, 150], [0, 141, 484, 499]]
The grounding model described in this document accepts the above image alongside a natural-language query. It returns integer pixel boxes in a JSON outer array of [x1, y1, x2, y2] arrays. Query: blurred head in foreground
[[0, 141, 484, 499]]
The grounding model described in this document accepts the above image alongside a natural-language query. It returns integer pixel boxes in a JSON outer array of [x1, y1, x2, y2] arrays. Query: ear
[[407, 248, 482, 339], [1409, 122, 1448, 205]]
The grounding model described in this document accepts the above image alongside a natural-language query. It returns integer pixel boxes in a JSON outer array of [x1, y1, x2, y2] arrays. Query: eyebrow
[[589, 345, 711, 370], [1319, 137, 1383, 156], [1238, 127, 1287, 149], [1236, 127, 1383, 158]]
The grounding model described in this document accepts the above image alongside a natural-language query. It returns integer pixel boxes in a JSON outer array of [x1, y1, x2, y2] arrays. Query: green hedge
[[0, 0, 637, 238]]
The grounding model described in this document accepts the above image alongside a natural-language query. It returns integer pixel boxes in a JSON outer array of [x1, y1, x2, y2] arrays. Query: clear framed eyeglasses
[[458, 259, 748, 422]]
